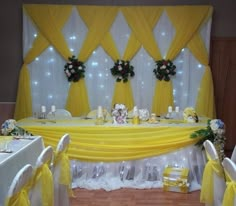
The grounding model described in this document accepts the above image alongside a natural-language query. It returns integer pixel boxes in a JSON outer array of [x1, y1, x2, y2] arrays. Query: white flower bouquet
[[111, 103, 128, 124], [190, 119, 226, 161], [1, 119, 29, 136]]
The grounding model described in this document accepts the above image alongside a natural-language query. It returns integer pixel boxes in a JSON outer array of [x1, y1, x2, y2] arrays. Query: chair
[[200, 140, 226, 206], [5, 164, 33, 206], [30, 146, 54, 206], [231, 145, 236, 164], [222, 157, 236, 206], [53, 133, 72, 206], [47, 109, 72, 119]]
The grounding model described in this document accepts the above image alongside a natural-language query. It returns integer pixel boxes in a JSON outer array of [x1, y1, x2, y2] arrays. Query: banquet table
[[17, 117, 208, 191], [0, 136, 44, 205]]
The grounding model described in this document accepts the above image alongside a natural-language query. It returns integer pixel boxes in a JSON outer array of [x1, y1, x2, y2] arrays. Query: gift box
[[163, 166, 190, 193]]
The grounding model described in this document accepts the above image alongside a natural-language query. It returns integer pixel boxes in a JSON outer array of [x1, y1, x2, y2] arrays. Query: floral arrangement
[[190, 119, 226, 161], [1, 119, 28, 136], [111, 103, 128, 124], [110, 60, 135, 83], [153, 59, 176, 81], [64, 55, 86, 82], [183, 107, 198, 123]]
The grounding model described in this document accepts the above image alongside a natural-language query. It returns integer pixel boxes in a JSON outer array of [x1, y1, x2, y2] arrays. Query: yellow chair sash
[[222, 180, 236, 206], [200, 159, 224, 204], [31, 163, 54, 206], [54, 150, 73, 196], [5, 188, 30, 206]]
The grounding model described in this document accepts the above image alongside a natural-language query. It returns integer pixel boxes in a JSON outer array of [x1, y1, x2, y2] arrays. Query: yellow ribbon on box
[[163, 167, 189, 180], [163, 181, 189, 193]]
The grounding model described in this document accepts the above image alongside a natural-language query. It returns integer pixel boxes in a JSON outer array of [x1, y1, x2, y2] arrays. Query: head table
[[17, 117, 208, 192]]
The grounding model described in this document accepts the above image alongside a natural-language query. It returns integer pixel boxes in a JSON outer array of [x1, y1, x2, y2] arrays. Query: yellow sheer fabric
[[19, 5, 214, 120], [66, 80, 90, 117], [152, 80, 174, 116], [31, 164, 54, 206], [54, 149, 73, 196], [14, 65, 32, 120], [15, 5, 72, 120], [111, 81, 134, 110], [18, 118, 204, 162], [5, 189, 30, 206], [187, 7, 215, 118], [222, 171, 236, 206], [152, 6, 211, 116], [200, 158, 225, 205]]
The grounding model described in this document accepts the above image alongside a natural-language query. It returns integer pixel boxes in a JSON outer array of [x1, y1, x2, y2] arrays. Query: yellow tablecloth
[[17, 118, 206, 162]]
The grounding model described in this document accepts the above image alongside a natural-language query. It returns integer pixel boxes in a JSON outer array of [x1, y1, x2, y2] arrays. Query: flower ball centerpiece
[[153, 59, 176, 81], [110, 60, 135, 83], [64, 55, 86, 82], [111, 103, 128, 124]]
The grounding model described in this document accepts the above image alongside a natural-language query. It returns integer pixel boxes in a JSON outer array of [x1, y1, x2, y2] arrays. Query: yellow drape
[[31, 164, 54, 206], [54, 149, 73, 196], [110, 7, 163, 109], [200, 159, 224, 205], [76, 6, 119, 62], [66, 80, 90, 117], [4, 189, 30, 206], [18, 118, 204, 162], [222, 179, 236, 206], [111, 81, 134, 110], [152, 81, 174, 116], [15, 5, 73, 120], [152, 6, 211, 116], [14, 65, 32, 120], [67, 6, 119, 115], [23, 5, 72, 60], [187, 7, 215, 118]]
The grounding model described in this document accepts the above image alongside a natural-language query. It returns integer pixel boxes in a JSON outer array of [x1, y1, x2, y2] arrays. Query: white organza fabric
[[23, 7, 212, 114], [70, 145, 205, 192]]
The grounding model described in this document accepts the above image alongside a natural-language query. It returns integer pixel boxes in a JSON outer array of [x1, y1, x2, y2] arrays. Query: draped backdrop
[[14, 5, 215, 120]]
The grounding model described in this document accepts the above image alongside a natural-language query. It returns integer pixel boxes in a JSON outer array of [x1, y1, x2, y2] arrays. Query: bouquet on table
[[1, 119, 30, 136], [111, 104, 128, 124], [190, 119, 226, 161], [183, 107, 198, 123]]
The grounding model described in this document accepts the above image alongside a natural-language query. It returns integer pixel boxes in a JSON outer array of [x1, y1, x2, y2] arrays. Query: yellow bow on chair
[[200, 159, 224, 205]]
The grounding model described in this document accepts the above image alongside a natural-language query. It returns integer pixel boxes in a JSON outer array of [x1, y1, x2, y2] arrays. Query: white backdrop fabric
[[23, 7, 212, 115]]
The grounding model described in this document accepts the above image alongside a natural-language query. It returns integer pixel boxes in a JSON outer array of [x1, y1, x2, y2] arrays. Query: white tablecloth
[[0, 136, 44, 205]]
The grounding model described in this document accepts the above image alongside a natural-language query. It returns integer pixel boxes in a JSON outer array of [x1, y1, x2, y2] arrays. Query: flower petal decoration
[[110, 60, 135, 83], [64, 55, 86, 82], [153, 59, 176, 81]]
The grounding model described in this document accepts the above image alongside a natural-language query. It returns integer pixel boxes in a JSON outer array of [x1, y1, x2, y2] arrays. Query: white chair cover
[[5, 164, 33, 206], [30, 146, 54, 206], [222, 157, 236, 206], [231, 146, 236, 164], [47, 109, 72, 119], [53, 133, 71, 206], [201, 140, 226, 206]]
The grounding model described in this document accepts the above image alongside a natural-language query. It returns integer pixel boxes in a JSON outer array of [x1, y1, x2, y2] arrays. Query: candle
[[51, 105, 56, 112], [97, 106, 103, 118], [41, 105, 46, 113], [175, 106, 179, 113], [168, 106, 172, 113]]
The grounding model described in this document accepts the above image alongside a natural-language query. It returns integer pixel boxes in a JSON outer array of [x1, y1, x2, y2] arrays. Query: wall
[[0, 0, 235, 153]]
